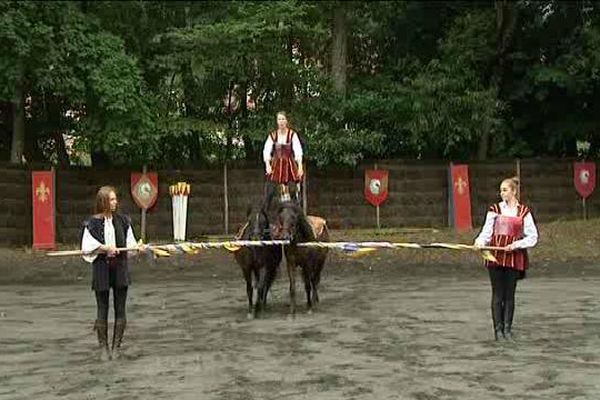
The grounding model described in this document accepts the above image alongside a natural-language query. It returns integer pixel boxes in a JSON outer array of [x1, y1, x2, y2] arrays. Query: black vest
[[84, 214, 131, 291]]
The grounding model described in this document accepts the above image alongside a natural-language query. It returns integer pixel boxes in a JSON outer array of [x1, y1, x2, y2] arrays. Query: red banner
[[449, 164, 472, 232], [131, 172, 159, 210], [364, 169, 389, 207], [32, 170, 56, 250], [574, 162, 596, 199]]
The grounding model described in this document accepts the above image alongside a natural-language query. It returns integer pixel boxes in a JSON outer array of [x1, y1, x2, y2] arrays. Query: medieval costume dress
[[262, 129, 303, 208], [81, 213, 137, 359], [475, 201, 538, 340]]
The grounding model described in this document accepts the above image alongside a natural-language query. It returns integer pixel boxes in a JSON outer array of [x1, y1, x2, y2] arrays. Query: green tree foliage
[[0, 0, 599, 167]]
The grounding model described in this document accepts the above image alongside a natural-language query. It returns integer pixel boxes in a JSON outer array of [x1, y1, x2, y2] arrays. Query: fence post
[[302, 163, 308, 214], [223, 162, 229, 235]]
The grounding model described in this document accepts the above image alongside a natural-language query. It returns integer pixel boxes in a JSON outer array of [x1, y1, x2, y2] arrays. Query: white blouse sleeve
[[262, 135, 274, 164], [125, 225, 139, 257], [474, 211, 497, 246], [126, 226, 138, 249], [81, 227, 102, 263], [512, 213, 539, 249], [291, 133, 303, 163]]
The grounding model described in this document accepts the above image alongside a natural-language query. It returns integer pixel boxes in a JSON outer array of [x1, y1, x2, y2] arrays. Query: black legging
[[488, 266, 519, 332], [95, 287, 128, 321]]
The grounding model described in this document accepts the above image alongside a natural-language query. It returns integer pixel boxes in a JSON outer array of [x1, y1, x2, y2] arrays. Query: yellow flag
[[178, 243, 197, 254], [348, 248, 378, 258], [481, 250, 497, 263], [152, 248, 171, 257], [223, 243, 242, 252]]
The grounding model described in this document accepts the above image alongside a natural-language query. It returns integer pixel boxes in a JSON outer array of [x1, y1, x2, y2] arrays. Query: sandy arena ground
[[1, 243, 600, 400]]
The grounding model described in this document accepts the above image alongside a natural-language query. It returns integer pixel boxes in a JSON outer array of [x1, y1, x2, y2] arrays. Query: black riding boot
[[492, 301, 505, 341], [94, 319, 111, 360], [111, 319, 127, 359], [504, 302, 515, 341]]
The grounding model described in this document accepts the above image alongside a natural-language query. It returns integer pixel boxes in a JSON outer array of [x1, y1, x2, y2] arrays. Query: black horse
[[274, 202, 329, 315], [234, 205, 282, 319]]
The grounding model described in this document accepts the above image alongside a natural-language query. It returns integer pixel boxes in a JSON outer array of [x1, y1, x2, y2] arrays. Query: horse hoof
[[306, 309, 313, 315], [246, 313, 254, 320]]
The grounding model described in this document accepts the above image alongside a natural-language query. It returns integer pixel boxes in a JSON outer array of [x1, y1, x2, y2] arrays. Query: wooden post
[[224, 162, 229, 235], [374, 162, 380, 230], [302, 163, 307, 214], [51, 166, 56, 247], [140, 165, 147, 242], [583, 197, 587, 221]]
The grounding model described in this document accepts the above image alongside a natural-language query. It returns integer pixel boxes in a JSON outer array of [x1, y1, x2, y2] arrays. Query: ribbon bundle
[[169, 182, 191, 241]]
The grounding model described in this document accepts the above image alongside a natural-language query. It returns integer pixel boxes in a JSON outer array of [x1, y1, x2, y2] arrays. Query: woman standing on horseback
[[262, 111, 304, 210]]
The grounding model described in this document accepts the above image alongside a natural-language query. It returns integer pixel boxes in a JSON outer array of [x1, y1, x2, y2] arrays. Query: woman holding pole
[[474, 176, 539, 341], [81, 186, 143, 360]]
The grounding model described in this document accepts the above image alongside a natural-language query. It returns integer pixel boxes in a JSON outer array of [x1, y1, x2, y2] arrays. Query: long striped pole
[[46, 240, 504, 257]]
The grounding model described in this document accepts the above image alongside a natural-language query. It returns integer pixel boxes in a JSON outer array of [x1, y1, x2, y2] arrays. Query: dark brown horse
[[274, 202, 329, 314], [234, 205, 282, 319]]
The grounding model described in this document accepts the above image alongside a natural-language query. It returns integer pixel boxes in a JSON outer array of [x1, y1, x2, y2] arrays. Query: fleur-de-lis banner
[[448, 164, 472, 232], [32, 170, 56, 249]]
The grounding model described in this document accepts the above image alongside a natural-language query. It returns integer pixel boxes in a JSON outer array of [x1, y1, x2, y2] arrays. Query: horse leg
[[255, 267, 268, 316], [243, 266, 254, 319], [285, 249, 297, 316], [265, 248, 282, 308], [313, 259, 325, 304], [264, 264, 277, 307], [311, 273, 319, 306], [301, 265, 313, 313]]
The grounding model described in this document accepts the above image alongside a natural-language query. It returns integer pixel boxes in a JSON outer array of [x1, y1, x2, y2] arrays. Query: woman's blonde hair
[[276, 111, 294, 131], [95, 186, 117, 214], [501, 176, 520, 200]]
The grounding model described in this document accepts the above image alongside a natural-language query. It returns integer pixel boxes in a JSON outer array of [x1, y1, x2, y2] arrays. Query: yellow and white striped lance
[[296, 241, 500, 262], [47, 239, 501, 262]]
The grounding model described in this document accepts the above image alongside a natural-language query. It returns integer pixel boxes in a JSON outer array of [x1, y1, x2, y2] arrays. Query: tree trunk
[[225, 80, 234, 162], [331, 3, 348, 96], [240, 81, 256, 162], [11, 77, 25, 164], [0, 102, 12, 161], [588, 134, 600, 159], [54, 130, 70, 167], [91, 150, 111, 167], [478, 0, 518, 160]]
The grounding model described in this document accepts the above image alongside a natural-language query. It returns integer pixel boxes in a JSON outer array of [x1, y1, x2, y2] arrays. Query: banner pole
[[374, 163, 380, 229], [224, 162, 229, 235], [141, 165, 147, 242], [302, 163, 307, 214]]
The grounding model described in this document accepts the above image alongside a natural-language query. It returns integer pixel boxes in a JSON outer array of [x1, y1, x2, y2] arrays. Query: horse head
[[274, 202, 313, 243], [244, 205, 271, 241]]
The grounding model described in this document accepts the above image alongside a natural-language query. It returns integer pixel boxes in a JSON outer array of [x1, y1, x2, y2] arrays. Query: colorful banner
[[574, 162, 596, 199], [131, 172, 159, 210], [364, 169, 389, 207], [32, 170, 56, 250], [448, 164, 472, 232]]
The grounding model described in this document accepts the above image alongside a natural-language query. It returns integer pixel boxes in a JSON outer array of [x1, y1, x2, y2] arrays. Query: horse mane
[[237, 205, 271, 240]]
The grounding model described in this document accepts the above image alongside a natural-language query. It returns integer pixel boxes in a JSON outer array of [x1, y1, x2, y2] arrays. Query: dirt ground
[[1, 222, 600, 400]]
